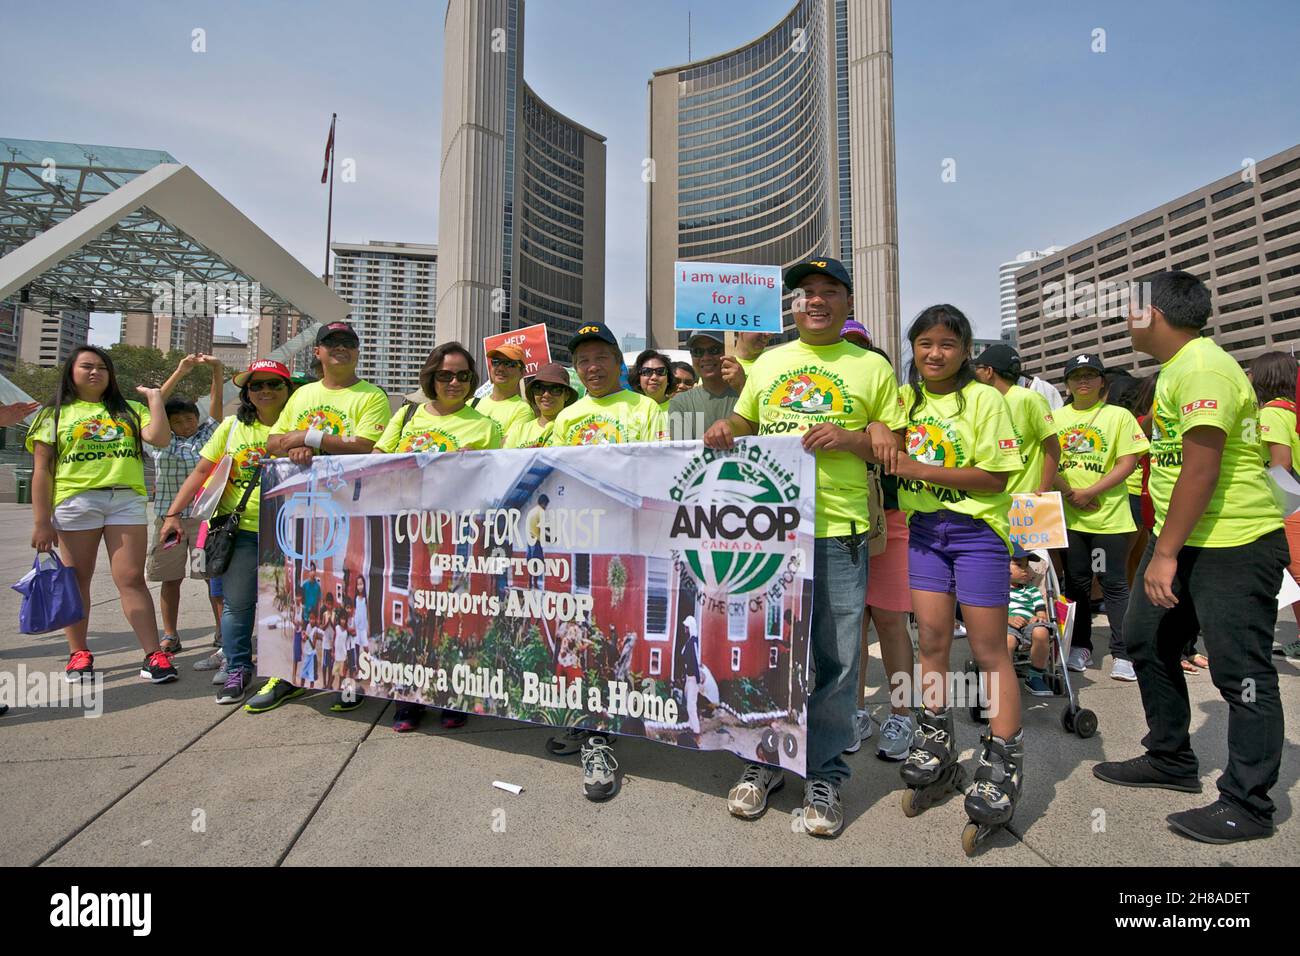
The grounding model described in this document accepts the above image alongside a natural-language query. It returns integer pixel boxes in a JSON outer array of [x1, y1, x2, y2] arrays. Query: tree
[[8, 362, 61, 405]]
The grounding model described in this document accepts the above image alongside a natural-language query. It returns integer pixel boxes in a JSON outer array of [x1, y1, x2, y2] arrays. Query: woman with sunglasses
[[161, 360, 295, 704], [506, 362, 579, 448], [631, 349, 673, 410], [374, 343, 503, 732]]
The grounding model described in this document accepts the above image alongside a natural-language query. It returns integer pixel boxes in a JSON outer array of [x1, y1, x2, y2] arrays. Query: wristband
[[304, 428, 325, 450]]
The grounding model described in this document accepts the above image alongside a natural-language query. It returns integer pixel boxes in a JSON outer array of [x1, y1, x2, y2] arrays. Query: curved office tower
[[437, 0, 605, 363], [647, 0, 899, 363]]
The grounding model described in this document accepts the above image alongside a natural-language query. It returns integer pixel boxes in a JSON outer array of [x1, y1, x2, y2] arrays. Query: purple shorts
[[907, 510, 1011, 608]]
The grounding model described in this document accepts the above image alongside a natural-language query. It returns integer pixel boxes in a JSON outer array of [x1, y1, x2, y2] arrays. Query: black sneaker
[[1167, 800, 1274, 844], [216, 667, 253, 705], [244, 677, 306, 713], [140, 650, 179, 684], [1092, 755, 1202, 793], [329, 692, 365, 713]]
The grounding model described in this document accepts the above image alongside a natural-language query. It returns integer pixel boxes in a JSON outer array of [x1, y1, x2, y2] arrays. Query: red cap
[[233, 359, 292, 388]]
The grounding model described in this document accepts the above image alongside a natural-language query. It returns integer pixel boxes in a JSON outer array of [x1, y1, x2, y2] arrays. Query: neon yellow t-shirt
[[505, 416, 556, 449], [26, 399, 152, 506], [1053, 401, 1149, 534], [268, 380, 390, 448], [552, 389, 667, 446], [1125, 459, 1146, 497], [475, 393, 534, 437], [734, 339, 905, 538], [1149, 336, 1282, 547], [1258, 400, 1300, 473], [736, 356, 756, 374], [896, 381, 1022, 551], [1002, 384, 1057, 495], [374, 404, 503, 453], [200, 416, 271, 532]]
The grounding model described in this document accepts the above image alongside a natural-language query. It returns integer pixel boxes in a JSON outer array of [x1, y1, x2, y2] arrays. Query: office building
[[1015, 144, 1300, 380], [647, 0, 900, 362], [436, 0, 606, 364], [331, 240, 437, 392]]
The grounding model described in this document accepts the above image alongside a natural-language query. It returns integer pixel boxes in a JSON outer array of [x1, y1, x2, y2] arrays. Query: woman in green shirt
[[381, 343, 502, 733], [27, 346, 175, 684], [1051, 355, 1148, 681], [505, 362, 578, 448], [161, 360, 294, 704], [630, 349, 672, 410]]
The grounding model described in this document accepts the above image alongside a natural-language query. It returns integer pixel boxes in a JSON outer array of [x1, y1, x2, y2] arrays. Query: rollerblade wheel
[[901, 788, 922, 818], [961, 822, 981, 857], [1074, 708, 1098, 739], [782, 732, 798, 759], [1061, 707, 1076, 734]]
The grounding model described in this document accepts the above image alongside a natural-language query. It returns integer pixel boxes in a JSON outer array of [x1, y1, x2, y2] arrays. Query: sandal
[[1180, 658, 1199, 674], [160, 635, 183, 654], [392, 703, 425, 733], [1191, 653, 1209, 669]]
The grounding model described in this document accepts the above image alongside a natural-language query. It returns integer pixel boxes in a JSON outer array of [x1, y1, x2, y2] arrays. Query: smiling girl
[[890, 305, 1026, 832]]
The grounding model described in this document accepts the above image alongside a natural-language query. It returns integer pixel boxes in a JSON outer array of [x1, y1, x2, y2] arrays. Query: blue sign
[[674, 261, 782, 333]]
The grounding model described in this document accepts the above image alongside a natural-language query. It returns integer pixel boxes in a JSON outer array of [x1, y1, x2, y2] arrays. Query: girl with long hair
[[27, 345, 176, 683], [1252, 351, 1300, 660], [161, 359, 294, 703], [891, 305, 1026, 836]]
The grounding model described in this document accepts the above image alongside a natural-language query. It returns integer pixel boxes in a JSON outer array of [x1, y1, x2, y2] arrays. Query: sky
[[3, 0, 1298, 349]]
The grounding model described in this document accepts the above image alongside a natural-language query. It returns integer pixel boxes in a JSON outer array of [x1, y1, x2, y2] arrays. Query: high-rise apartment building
[[119, 311, 214, 355], [330, 241, 438, 393], [1014, 144, 1300, 381], [436, 0, 606, 365], [647, 0, 900, 362], [17, 307, 89, 367], [998, 248, 1061, 345]]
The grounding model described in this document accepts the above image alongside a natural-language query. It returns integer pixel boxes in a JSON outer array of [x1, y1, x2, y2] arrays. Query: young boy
[[1007, 549, 1053, 696], [1094, 270, 1286, 844]]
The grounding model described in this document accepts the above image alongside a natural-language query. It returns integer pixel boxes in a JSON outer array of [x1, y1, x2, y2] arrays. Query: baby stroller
[[963, 548, 1097, 739]]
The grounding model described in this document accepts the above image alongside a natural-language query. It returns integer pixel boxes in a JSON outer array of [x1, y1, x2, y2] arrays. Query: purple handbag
[[12, 552, 85, 634]]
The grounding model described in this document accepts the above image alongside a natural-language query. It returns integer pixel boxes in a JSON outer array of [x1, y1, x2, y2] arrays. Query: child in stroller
[[1007, 545, 1054, 696]]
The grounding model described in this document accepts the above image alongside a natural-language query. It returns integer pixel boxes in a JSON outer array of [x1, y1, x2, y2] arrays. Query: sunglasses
[[319, 339, 358, 350], [690, 346, 723, 358], [490, 358, 523, 369], [639, 367, 668, 378], [247, 379, 287, 392], [434, 370, 473, 383], [532, 383, 569, 396]]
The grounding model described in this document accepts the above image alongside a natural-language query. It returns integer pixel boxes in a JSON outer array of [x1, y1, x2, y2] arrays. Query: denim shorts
[[907, 510, 1011, 607]]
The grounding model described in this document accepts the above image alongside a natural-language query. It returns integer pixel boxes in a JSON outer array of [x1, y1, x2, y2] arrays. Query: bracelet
[[303, 428, 325, 450]]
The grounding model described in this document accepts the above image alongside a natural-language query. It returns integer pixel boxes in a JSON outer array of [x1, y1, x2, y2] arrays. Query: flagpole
[[324, 113, 336, 285]]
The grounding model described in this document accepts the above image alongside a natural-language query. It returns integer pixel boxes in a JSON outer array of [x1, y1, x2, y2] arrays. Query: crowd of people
[[15, 257, 1295, 846]]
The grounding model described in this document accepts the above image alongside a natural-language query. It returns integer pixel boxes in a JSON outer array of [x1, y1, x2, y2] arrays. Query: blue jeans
[[220, 531, 259, 675], [807, 533, 869, 784]]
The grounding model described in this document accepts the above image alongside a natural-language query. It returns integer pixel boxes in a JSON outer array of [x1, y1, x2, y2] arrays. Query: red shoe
[[392, 703, 426, 733], [439, 709, 467, 729], [141, 650, 179, 684], [65, 650, 94, 684]]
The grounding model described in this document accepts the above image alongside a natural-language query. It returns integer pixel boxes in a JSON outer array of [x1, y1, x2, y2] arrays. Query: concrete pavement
[[0, 503, 1296, 866]]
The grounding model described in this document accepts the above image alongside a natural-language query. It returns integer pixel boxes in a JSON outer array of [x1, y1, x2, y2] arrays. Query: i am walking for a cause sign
[[674, 261, 783, 334], [484, 323, 551, 376]]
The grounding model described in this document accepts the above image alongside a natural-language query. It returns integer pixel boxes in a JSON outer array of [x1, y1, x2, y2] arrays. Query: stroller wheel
[[1061, 707, 1076, 734], [1074, 708, 1098, 739]]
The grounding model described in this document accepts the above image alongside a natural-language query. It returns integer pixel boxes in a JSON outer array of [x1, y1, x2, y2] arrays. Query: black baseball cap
[[975, 344, 1022, 377], [568, 322, 619, 352], [315, 321, 359, 346], [784, 256, 853, 295], [1064, 353, 1106, 379]]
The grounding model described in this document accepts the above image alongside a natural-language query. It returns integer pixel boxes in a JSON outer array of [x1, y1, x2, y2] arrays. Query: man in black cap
[[973, 344, 1060, 494], [669, 331, 740, 440], [252, 320, 390, 715], [704, 256, 905, 838], [551, 322, 666, 447]]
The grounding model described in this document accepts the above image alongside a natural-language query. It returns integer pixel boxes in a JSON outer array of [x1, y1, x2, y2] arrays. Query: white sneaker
[[802, 779, 844, 837], [876, 712, 917, 761], [953, 622, 968, 638], [727, 763, 784, 818], [1110, 658, 1137, 682], [1066, 647, 1091, 672], [843, 709, 875, 754], [194, 648, 225, 671]]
